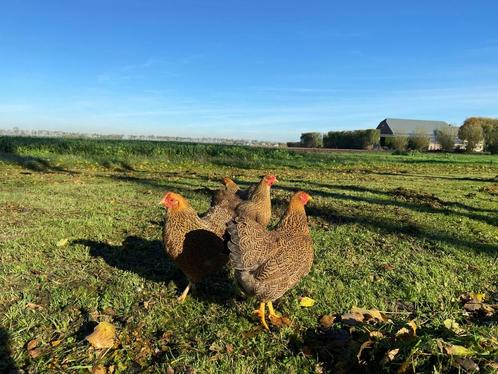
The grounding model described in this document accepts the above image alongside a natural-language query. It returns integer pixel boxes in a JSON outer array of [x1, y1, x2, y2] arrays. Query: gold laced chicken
[[160, 192, 233, 303], [211, 177, 252, 211], [235, 174, 277, 227], [227, 191, 314, 330]]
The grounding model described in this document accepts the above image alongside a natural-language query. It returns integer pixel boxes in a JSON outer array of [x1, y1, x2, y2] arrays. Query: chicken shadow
[[0, 151, 75, 174], [78, 236, 236, 305], [0, 327, 16, 373]]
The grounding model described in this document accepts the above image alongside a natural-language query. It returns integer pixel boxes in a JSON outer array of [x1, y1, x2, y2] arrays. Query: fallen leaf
[[469, 292, 485, 303], [28, 348, 42, 358], [455, 357, 479, 371], [225, 344, 234, 353], [444, 344, 473, 356], [341, 312, 364, 325], [27, 339, 38, 351], [395, 320, 417, 340], [387, 348, 399, 361], [369, 330, 384, 339], [50, 339, 62, 347], [92, 365, 107, 374], [319, 314, 334, 329], [299, 297, 315, 307], [26, 302, 44, 311], [350, 307, 389, 323], [56, 238, 69, 247], [443, 319, 464, 334], [86, 322, 116, 349]]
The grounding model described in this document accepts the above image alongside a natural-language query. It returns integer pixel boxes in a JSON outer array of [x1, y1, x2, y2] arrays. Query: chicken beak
[[159, 196, 167, 206]]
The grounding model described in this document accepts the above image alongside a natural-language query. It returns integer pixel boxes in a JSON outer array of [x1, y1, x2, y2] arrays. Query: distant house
[[376, 118, 460, 150]]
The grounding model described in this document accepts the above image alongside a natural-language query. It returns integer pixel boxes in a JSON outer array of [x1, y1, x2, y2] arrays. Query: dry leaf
[[341, 312, 364, 325], [92, 365, 107, 374], [27, 339, 38, 351], [369, 330, 384, 339], [28, 348, 42, 358], [56, 238, 69, 247], [351, 307, 389, 323], [299, 297, 315, 307], [86, 322, 116, 349], [455, 357, 479, 372], [396, 320, 417, 340], [226, 344, 234, 353], [319, 314, 334, 329], [387, 348, 399, 361], [26, 302, 44, 311]]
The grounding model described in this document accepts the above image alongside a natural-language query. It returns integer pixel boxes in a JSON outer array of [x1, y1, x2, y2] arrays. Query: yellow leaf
[[299, 297, 315, 307], [444, 344, 473, 356], [369, 330, 384, 339], [469, 292, 485, 302], [56, 238, 69, 247], [86, 322, 116, 349], [50, 339, 62, 347]]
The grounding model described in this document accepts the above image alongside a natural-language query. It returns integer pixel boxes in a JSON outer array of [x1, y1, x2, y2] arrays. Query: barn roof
[[377, 118, 452, 136]]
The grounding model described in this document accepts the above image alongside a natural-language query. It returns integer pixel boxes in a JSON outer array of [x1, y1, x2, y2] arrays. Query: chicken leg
[[267, 301, 285, 326], [177, 282, 192, 303], [253, 302, 269, 330]]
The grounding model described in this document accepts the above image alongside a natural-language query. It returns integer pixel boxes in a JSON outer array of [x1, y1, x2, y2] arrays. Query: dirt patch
[[391, 187, 444, 209], [479, 184, 498, 196]]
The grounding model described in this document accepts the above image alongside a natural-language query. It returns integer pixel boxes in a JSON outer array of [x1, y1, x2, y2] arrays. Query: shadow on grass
[[77, 236, 236, 305], [0, 327, 16, 373], [0, 151, 75, 174], [270, 193, 497, 256], [274, 183, 497, 226]]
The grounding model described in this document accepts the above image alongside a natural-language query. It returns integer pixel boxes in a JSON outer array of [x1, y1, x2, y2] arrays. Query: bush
[[435, 127, 456, 152], [323, 129, 380, 149], [408, 129, 430, 151], [286, 142, 301, 148], [459, 120, 484, 152], [300, 132, 323, 148], [386, 136, 408, 151]]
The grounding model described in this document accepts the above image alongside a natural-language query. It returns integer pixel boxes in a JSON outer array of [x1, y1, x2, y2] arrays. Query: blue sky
[[1, 1, 498, 141]]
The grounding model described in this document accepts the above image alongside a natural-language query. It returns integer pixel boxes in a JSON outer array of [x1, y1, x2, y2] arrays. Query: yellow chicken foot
[[267, 301, 284, 325], [177, 282, 192, 303], [253, 302, 269, 330]]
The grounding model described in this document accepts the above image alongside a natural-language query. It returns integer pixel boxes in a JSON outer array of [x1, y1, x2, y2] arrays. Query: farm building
[[376, 118, 460, 150]]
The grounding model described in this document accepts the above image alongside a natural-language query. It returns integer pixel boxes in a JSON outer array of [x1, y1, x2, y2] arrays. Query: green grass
[[0, 137, 497, 372]]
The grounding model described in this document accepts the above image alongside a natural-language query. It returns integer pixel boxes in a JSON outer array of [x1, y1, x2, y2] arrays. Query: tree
[[458, 121, 484, 152], [408, 129, 430, 151], [435, 127, 456, 152], [463, 117, 498, 154], [300, 132, 323, 148]]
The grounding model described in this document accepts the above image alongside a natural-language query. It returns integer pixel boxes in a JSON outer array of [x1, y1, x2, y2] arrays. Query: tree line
[[288, 117, 498, 153]]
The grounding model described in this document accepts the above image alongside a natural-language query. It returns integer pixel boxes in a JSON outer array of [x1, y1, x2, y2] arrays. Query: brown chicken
[[235, 174, 277, 227], [160, 192, 233, 302], [227, 191, 313, 330], [211, 177, 251, 211]]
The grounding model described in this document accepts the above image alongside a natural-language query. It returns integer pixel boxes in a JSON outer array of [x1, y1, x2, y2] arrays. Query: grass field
[[1, 137, 497, 373]]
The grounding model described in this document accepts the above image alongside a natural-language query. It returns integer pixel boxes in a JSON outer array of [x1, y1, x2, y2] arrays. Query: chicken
[[211, 177, 247, 211], [160, 192, 233, 302], [235, 174, 277, 227], [227, 191, 313, 330]]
